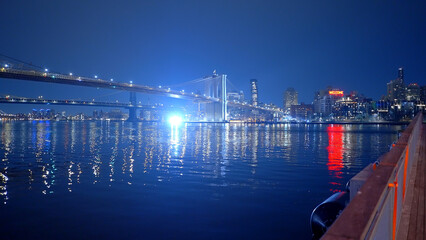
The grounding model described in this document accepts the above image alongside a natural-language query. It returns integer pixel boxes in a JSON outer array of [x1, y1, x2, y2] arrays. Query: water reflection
[[0, 121, 403, 239], [0, 121, 401, 203], [0, 171, 8, 204], [326, 125, 344, 192]]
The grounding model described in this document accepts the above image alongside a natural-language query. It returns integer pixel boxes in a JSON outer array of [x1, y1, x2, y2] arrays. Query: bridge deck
[[397, 123, 425, 240]]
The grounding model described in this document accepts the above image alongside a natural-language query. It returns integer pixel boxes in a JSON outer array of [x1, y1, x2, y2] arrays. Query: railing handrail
[[322, 112, 423, 240]]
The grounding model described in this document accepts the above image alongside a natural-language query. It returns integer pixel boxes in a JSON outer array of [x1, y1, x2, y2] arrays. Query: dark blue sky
[[1, 0, 425, 113]]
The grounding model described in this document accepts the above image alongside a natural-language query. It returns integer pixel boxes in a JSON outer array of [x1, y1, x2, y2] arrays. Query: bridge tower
[[204, 74, 227, 122], [127, 92, 138, 121]]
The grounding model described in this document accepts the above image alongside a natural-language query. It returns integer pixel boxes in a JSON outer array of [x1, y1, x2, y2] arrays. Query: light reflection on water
[[326, 125, 344, 192], [0, 121, 402, 239]]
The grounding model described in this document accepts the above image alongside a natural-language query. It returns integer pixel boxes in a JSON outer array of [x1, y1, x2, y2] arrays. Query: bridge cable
[[0, 53, 45, 71], [226, 79, 240, 93], [165, 75, 221, 88]]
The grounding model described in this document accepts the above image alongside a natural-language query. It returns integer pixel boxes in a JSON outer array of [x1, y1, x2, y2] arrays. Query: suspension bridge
[[0, 96, 169, 109], [0, 54, 282, 122]]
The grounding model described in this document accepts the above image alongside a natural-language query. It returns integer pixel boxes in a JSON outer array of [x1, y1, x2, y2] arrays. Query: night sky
[[1, 0, 426, 113]]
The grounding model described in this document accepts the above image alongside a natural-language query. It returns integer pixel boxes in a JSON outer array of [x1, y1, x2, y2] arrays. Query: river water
[[0, 121, 403, 239]]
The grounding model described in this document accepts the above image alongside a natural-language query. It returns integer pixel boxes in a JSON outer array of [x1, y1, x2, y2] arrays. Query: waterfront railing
[[322, 112, 423, 240]]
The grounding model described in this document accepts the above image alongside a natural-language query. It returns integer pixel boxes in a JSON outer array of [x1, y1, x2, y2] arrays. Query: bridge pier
[[127, 92, 138, 121]]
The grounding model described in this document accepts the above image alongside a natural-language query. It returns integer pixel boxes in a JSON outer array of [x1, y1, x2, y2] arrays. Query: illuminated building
[[421, 85, 426, 103], [227, 91, 244, 102], [290, 103, 313, 120], [283, 88, 298, 111], [333, 96, 357, 119], [107, 109, 126, 120], [398, 67, 404, 80], [313, 87, 343, 118], [406, 83, 420, 101], [386, 67, 405, 102], [250, 79, 258, 106], [313, 87, 332, 114], [382, 68, 426, 121]]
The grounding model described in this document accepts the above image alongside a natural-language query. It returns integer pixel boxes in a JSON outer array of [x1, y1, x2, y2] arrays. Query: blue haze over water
[[0, 121, 403, 239]]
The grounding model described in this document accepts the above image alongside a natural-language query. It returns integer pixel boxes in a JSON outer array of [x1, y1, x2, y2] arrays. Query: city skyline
[[0, 65, 424, 123], [0, 63, 422, 114]]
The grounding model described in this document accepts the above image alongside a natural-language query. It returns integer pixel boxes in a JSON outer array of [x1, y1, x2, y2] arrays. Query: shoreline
[[0, 119, 411, 125]]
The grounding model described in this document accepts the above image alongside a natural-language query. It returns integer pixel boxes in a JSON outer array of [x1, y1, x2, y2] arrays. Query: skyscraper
[[398, 67, 404, 80], [386, 67, 405, 101], [283, 87, 298, 110], [250, 79, 258, 106], [421, 86, 426, 103]]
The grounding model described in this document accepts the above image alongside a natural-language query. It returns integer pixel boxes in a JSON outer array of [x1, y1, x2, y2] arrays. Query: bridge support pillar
[[127, 92, 138, 121], [204, 74, 228, 122], [221, 74, 227, 121]]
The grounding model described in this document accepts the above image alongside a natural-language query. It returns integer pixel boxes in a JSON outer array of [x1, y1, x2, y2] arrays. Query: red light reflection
[[326, 125, 344, 192]]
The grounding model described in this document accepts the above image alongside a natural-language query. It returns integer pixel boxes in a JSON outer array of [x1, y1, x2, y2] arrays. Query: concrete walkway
[[322, 114, 424, 240], [397, 124, 425, 240]]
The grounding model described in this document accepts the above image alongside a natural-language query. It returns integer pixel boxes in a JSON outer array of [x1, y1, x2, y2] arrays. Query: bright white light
[[159, 85, 162, 88], [168, 115, 183, 126], [110, 79, 113, 82], [69, 73, 73, 76], [44, 68, 48, 72], [94, 75, 98, 78], [4, 64, 9, 68], [130, 81, 133, 84]]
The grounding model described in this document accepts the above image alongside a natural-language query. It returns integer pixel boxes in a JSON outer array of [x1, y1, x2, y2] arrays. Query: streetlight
[[44, 68, 48, 72], [94, 75, 98, 78]]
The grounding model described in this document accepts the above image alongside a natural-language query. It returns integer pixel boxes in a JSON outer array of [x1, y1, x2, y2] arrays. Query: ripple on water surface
[[0, 121, 402, 239]]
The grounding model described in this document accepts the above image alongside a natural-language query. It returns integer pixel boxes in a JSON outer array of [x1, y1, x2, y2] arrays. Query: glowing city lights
[[329, 90, 344, 96], [168, 115, 183, 126]]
